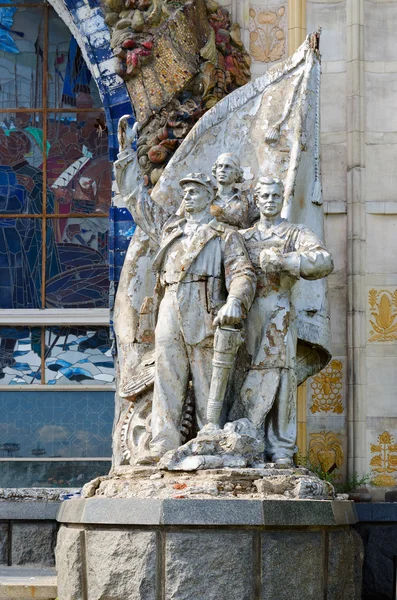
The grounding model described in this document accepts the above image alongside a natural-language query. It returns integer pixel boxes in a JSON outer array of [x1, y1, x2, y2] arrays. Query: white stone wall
[[224, 0, 397, 488], [306, 0, 349, 484]]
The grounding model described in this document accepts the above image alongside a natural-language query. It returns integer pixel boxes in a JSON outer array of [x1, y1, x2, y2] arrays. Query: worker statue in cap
[[117, 152, 257, 461]]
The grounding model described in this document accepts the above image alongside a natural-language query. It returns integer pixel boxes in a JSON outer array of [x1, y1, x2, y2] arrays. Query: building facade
[[0, 0, 395, 493]]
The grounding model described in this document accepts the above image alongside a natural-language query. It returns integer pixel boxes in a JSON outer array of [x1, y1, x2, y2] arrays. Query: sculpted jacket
[[242, 218, 333, 369], [127, 189, 256, 346]]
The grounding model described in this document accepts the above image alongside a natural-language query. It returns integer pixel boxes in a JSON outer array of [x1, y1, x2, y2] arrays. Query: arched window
[[0, 1, 113, 485]]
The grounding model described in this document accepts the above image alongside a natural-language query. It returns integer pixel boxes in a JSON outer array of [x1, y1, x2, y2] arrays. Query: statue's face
[[256, 183, 283, 217], [215, 157, 239, 186], [183, 182, 210, 213]]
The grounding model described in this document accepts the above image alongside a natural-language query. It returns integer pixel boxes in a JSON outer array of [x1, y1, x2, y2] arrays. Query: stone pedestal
[[56, 497, 363, 600]]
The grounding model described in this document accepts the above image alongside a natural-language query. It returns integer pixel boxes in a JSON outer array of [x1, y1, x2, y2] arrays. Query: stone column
[[346, 0, 366, 476], [288, 0, 306, 54], [287, 1, 308, 459]]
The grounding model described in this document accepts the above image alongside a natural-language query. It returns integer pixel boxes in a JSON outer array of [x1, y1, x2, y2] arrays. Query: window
[[0, 1, 114, 482]]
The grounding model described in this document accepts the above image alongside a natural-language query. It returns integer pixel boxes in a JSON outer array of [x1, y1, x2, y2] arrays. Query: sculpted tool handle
[[206, 326, 243, 426]]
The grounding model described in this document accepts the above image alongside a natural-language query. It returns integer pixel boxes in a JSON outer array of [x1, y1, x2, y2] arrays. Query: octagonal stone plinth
[[56, 498, 363, 600]]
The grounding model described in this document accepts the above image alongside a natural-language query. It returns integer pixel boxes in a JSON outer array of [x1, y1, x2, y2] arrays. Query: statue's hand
[[117, 116, 138, 153], [213, 297, 242, 328], [115, 119, 141, 200]]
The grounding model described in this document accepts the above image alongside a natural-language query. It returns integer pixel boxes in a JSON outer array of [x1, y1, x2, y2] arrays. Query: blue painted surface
[[355, 503, 397, 521]]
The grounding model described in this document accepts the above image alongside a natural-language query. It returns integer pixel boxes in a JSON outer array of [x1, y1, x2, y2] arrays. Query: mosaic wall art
[[0, 6, 44, 109], [0, 6, 100, 110], [0, 390, 113, 458], [0, 4, 112, 311], [44, 327, 114, 385], [0, 326, 114, 386], [0, 111, 110, 309], [0, 327, 41, 385]]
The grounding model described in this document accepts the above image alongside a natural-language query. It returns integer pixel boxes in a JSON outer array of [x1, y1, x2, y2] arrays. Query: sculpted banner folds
[[114, 33, 332, 466]]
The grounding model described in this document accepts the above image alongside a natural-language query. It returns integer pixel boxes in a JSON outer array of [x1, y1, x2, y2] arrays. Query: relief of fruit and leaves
[[249, 5, 286, 63], [368, 288, 397, 342], [310, 359, 343, 414]]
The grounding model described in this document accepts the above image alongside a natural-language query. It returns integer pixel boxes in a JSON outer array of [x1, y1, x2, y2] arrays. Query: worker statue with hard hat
[[121, 167, 256, 461]]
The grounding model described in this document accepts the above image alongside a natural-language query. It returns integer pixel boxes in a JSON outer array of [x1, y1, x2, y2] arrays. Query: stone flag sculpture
[[113, 31, 331, 466]]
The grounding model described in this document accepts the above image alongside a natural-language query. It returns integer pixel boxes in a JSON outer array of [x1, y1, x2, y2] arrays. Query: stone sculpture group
[[115, 126, 333, 470]]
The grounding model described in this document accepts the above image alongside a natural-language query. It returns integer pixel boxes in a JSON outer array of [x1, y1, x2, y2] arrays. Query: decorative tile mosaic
[[0, 214, 42, 309], [0, 6, 44, 109], [0, 327, 42, 385], [46, 218, 109, 308], [44, 327, 114, 385], [48, 11, 101, 109]]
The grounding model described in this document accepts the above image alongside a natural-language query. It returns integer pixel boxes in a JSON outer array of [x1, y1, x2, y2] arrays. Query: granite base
[[56, 497, 363, 600]]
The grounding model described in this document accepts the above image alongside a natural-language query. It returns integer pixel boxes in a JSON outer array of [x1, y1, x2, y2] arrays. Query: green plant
[[334, 472, 370, 494], [294, 452, 338, 484]]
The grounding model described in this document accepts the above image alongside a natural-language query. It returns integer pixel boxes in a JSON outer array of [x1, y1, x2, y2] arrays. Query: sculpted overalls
[[241, 219, 333, 461]]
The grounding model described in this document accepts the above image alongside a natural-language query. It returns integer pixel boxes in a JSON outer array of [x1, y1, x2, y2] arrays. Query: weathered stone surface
[[0, 567, 57, 599], [0, 524, 8, 566], [85, 530, 156, 600], [82, 465, 334, 500], [56, 527, 84, 600], [0, 488, 72, 502], [114, 37, 332, 470], [165, 531, 254, 600], [261, 531, 323, 599], [11, 523, 57, 567], [162, 498, 263, 525], [327, 529, 363, 600], [160, 420, 265, 471]]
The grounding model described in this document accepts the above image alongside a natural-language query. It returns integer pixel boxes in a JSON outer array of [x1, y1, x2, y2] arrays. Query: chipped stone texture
[[165, 531, 254, 600], [82, 465, 334, 500], [85, 530, 156, 600], [0, 488, 73, 502], [261, 531, 324, 599], [56, 527, 84, 600], [160, 419, 264, 471], [11, 523, 57, 567]]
